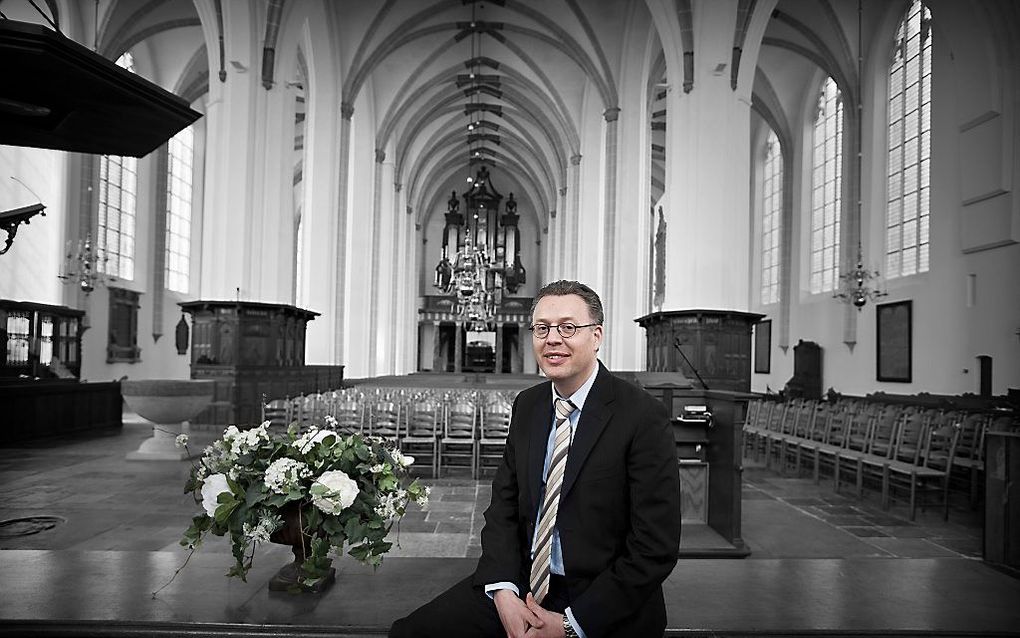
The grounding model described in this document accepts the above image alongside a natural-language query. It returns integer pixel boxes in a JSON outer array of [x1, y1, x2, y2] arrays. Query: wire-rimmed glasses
[[528, 323, 599, 339]]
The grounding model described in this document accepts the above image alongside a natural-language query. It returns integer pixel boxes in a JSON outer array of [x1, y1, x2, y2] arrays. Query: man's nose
[[545, 329, 564, 344]]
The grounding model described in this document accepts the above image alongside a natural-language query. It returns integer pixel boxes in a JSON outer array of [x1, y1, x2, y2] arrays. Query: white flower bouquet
[[177, 417, 429, 591]]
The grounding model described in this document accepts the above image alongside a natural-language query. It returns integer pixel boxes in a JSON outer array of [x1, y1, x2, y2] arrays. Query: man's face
[[531, 293, 602, 396]]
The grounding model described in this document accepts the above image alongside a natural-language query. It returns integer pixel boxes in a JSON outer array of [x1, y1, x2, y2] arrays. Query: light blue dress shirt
[[485, 364, 599, 638]]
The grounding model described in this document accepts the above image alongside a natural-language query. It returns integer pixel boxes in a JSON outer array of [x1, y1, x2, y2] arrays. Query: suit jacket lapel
[[561, 362, 614, 500], [527, 382, 554, 517]]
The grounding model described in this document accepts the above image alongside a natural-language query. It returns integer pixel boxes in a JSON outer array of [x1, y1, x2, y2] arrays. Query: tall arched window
[[292, 72, 307, 307], [761, 129, 782, 305], [97, 52, 138, 281], [810, 77, 843, 294], [166, 126, 194, 293], [886, 0, 931, 277]]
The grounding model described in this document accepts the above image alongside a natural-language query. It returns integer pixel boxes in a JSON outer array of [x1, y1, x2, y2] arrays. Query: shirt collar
[[553, 362, 599, 414]]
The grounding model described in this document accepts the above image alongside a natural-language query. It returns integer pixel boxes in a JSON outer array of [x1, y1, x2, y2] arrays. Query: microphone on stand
[[673, 337, 709, 390]]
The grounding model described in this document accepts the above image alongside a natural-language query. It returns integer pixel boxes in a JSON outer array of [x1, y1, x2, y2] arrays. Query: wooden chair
[[776, 400, 813, 475], [742, 399, 771, 461], [261, 396, 292, 428], [789, 400, 829, 476], [948, 411, 988, 508], [762, 401, 791, 470], [333, 399, 365, 435], [832, 410, 873, 495], [291, 394, 322, 428], [867, 404, 901, 461], [368, 400, 401, 444], [812, 405, 849, 483], [741, 398, 763, 458], [440, 398, 478, 478], [402, 399, 441, 478], [882, 421, 959, 520], [478, 397, 512, 475]]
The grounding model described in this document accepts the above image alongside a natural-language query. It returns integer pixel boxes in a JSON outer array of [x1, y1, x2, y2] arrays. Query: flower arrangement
[[169, 417, 428, 592]]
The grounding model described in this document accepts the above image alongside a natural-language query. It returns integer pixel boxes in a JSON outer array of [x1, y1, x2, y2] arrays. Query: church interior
[[1, 0, 1019, 635]]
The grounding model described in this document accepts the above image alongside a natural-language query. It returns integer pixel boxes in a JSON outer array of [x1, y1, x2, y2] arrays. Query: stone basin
[[122, 379, 215, 424], [123, 379, 215, 461]]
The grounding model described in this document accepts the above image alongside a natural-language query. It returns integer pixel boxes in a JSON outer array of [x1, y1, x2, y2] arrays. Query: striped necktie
[[529, 397, 577, 603]]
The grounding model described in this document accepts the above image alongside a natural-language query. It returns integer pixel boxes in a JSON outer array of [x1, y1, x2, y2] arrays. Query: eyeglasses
[[528, 323, 599, 339]]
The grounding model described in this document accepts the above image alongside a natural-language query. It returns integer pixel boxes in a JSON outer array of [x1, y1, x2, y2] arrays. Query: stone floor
[[0, 414, 986, 558], [1, 415, 1017, 636]]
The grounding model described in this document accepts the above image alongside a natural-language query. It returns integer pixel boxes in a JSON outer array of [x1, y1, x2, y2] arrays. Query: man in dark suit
[[390, 280, 680, 637]]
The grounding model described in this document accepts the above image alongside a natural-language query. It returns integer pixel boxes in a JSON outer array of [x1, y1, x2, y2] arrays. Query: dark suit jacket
[[473, 362, 681, 637]]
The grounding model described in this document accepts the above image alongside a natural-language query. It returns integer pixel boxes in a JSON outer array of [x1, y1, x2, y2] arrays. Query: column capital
[[394, 182, 402, 192], [570, 153, 582, 166], [558, 186, 568, 197], [406, 205, 413, 215], [340, 101, 355, 120], [603, 106, 621, 122], [375, 149, 386, 163]]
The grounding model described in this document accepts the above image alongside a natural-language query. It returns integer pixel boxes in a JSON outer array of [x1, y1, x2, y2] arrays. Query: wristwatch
[[562, 614, 579, 638]]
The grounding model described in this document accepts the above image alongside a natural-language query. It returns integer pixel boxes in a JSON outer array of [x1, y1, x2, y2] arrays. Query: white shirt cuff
[[484, 582, 520, 599]]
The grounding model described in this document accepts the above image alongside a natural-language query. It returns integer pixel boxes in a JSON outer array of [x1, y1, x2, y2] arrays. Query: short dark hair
[[531, 280, 604, 325]]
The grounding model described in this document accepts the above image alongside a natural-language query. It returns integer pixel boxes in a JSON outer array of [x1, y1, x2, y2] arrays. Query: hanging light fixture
[[433, 6, 524, 331], [434, 166, 525, 331], [58, 231, 109, 294], [835, 0, 887, 310]]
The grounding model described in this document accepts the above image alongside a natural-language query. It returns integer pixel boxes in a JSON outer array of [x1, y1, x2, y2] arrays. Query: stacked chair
[[742, 394, 1017, 521]]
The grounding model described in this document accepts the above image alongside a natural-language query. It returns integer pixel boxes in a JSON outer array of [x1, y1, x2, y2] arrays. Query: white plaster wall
[[750, 1, 1020, 396], [0, 146, 66, 305]]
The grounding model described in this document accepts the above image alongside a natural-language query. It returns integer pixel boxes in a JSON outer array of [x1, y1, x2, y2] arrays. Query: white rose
[[311, 470, 360, 514], [390, 449, 414, 468], [200, 473, 231, 517]]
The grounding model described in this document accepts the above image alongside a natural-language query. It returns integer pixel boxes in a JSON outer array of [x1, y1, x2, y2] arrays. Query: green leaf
[[265, 493, 289, 508], [245, 483, 267, 507], [348, 544, 369, 562], [322, 517, 344, 537], [343, 517, 367, 541], [213, 498, 239, 527]]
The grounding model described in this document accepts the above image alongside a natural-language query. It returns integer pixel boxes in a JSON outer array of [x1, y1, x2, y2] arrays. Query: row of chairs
[[262, 387, 517, 478], [743, 397, 1016, 520]]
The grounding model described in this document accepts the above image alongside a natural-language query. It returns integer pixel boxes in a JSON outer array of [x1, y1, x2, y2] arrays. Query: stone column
[[660, 4, 752, 312], [521, 322, 537, 375], [601, 107, 621, 315], [454, 322, 463, 373], [333, 102, 354, 364], [196, 1, 260, 301], [567, 153, 582, 279], [432, 321, 443, 372], [368, 148, 393, 375], [494, 323, 504, 374]]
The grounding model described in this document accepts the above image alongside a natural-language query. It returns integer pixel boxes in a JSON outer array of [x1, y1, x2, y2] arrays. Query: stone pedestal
[[123, 379, 215, 460], [636, 310, 764, 393]]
